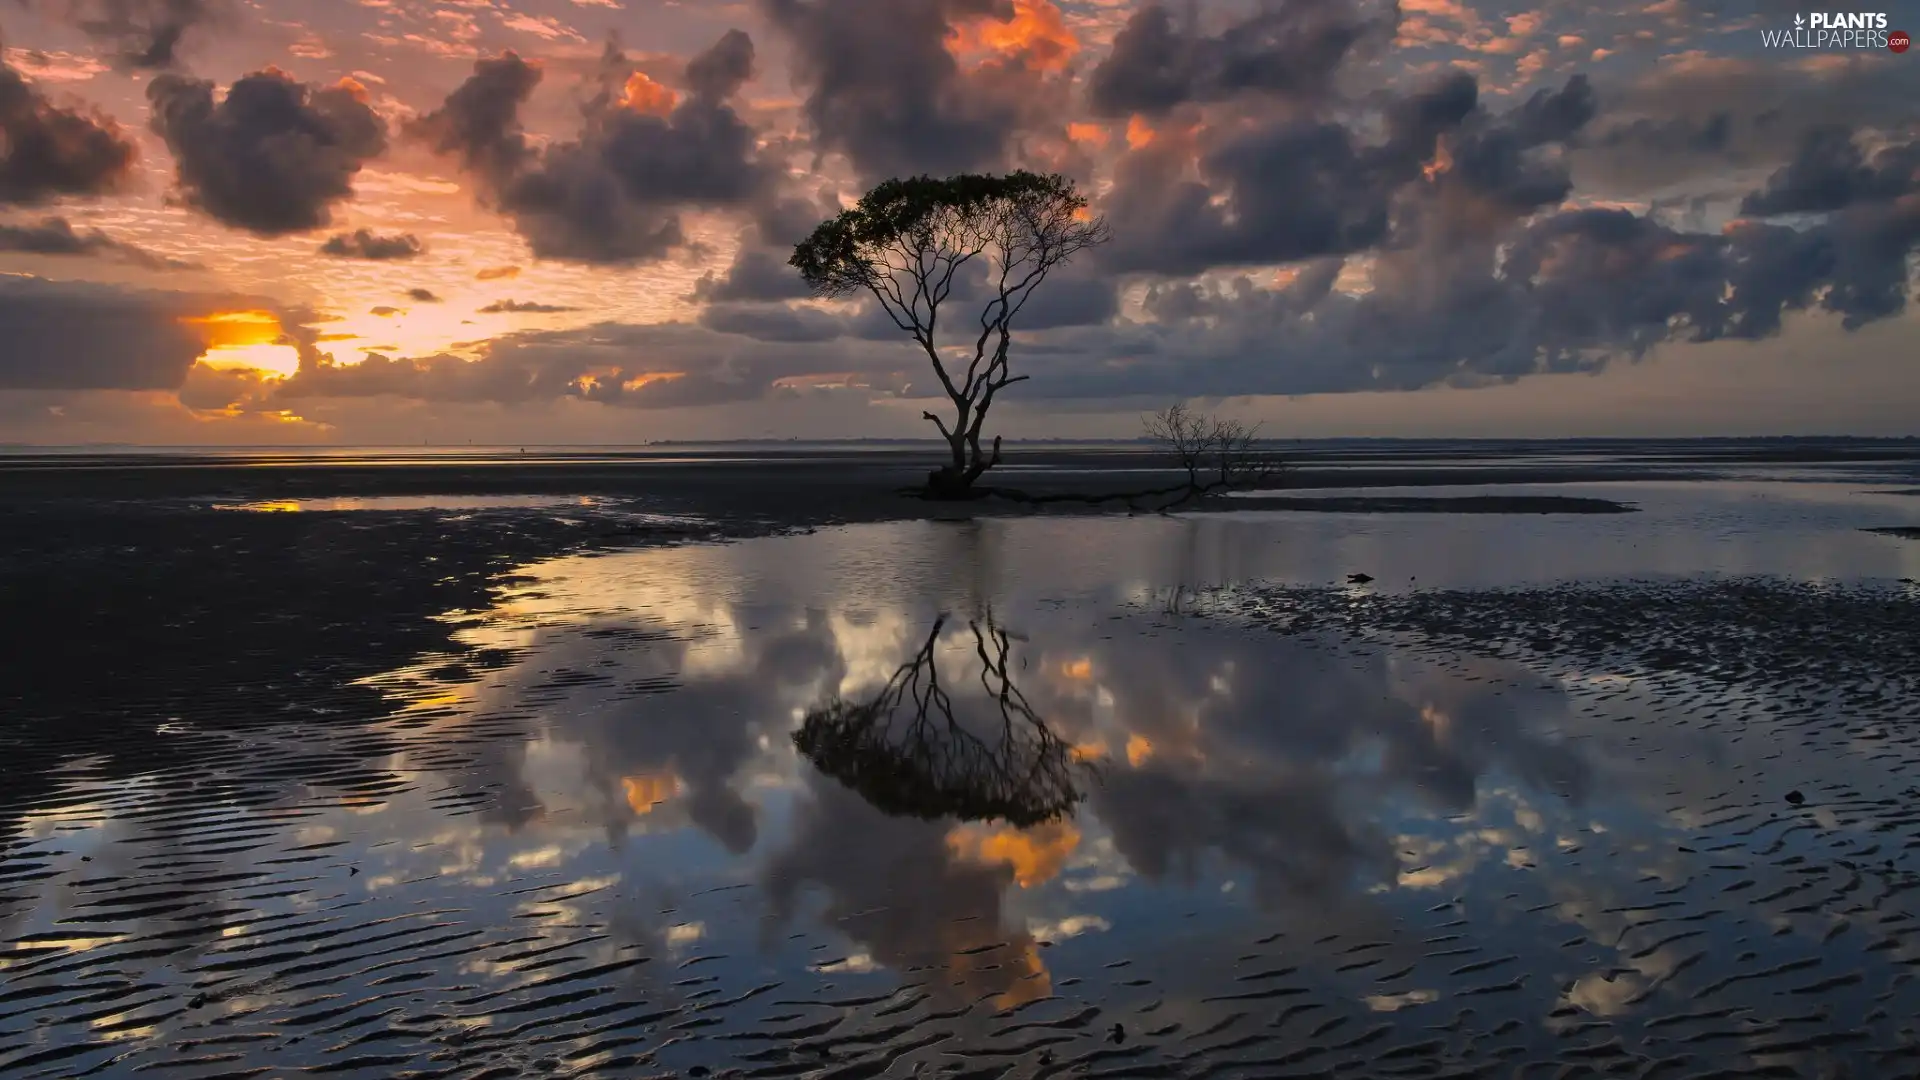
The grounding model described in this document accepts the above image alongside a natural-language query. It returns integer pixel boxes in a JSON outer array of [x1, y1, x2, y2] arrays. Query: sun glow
[[323, 303, 508, 364], [185, 310, 302, 376]]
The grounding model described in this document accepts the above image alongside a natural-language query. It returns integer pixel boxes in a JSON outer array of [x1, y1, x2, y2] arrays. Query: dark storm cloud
[[0, 275, 206, 390], [0, 214, 196, 267], [1808, 198, 1920, 328], [0, 49, 137, 206], [1577, 56, 1920, 195], [260, 149, 1917, 416], [689, 195, 836, 304], [759, 0, 1061, 182], [318, 229, 424, 260], [275, 319, 913, 409], [1099, 70, 1586, 275], [683, 25, 756, 100], [1739, 127, 1920, 217], [690, 246, 813, 302], [412, 33, 774, 265], [46, 0, 226, 69], [1382, 67, 1478, 162], [176, 360, 272, 410], [1085, 0, 1395, 118], [407, 52, 541, 190], [1435, 74, 1595, 216], [1029, 190, 1920, 401], [1590, 112, 1731, 162], [1008, 267, 1118, 329], [146, 69, 387, 237], [697, 301, 845, 342]]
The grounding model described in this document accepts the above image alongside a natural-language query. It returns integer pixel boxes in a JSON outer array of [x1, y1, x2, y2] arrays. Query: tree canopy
[[791, 171, 1110, 496]]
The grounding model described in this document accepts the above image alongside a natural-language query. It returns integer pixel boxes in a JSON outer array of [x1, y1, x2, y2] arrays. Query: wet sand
[[2, 443, 1919, 1077], [1232, 494, 1633, 513]]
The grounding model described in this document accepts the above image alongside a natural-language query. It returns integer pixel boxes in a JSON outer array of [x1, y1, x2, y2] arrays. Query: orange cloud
[[1126, 115, 1156, 149], [1124, 733, 1154, 767], [1506, 12, 1544, 35], [619, 71, 678, 116], [622, 772, 680, 814], [1066, 121, 1108, 150], [947, 820, 1080, 888], [949, 0, 1078, 72], [1069, 740, 1108, 762], [621, 371, 684, 392], [475, 265, 520, 281], [1402, 0, 1479, 23]]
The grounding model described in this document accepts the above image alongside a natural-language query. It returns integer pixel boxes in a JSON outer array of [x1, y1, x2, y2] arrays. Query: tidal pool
[[2, 479, 1917, 1078]]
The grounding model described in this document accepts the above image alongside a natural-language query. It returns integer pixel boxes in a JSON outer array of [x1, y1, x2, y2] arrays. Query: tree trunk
[[924, 405, 983, 499], [922, 399, 1007, 499]]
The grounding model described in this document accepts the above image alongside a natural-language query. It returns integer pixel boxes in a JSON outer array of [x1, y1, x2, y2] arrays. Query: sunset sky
[[0, 0, 1914, 444]]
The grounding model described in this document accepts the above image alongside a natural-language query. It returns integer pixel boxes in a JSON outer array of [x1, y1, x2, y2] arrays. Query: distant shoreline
[[4, 433, 1919, 453], [2, 441, 1914, 510]]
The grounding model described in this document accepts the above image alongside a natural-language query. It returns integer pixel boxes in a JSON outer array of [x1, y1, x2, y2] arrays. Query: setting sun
[[184, 310, 302, 377]]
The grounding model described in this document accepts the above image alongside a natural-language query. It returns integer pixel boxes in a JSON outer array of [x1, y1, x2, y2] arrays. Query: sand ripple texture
[[5, 561, 1920, 1077]]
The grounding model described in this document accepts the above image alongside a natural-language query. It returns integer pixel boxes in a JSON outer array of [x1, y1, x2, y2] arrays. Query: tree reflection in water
[[794, 612, 1087, 827]]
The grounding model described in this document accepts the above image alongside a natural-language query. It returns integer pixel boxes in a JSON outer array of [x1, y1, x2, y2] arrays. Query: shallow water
[[3, 480, 1919, 1077], [213, 495, 622, 513]]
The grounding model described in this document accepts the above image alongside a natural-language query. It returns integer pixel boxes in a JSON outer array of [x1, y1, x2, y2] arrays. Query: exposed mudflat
[[3, 445, 1919, 1078]]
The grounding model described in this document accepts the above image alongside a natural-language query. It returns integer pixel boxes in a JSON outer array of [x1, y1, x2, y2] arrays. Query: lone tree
[[790, 171, 1111, 498]]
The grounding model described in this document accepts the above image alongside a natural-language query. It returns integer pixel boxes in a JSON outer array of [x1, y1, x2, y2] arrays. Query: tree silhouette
[[791, 172, 1110, 498], [794, 613, 1086, 827]]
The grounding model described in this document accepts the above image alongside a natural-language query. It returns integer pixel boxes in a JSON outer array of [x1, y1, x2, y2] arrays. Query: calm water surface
[[2, 479, 1918, 1077]]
